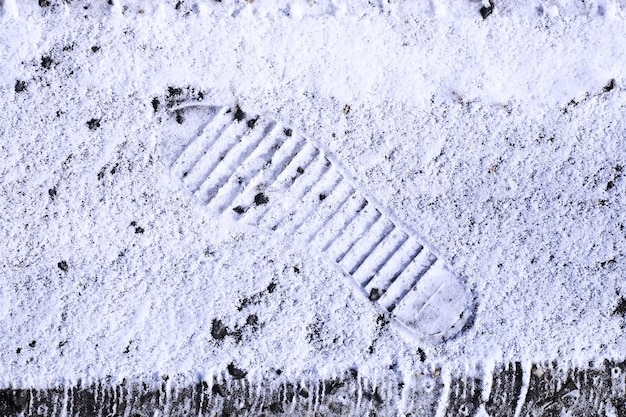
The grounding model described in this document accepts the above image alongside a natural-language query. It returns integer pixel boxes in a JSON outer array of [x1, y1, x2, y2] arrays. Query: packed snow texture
[[0, 0, 625, 388]]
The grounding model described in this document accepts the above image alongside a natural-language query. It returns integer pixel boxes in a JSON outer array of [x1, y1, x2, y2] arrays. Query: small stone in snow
[[227, 363, 247, 379], [87, 118, 101, 130], [58, 261, 68, 272], [41, 56, 54, 70], [480, 1, 494, 18], [234, 106, 246, 122], [254, 193, 269, 206], [15, 80, 27, 93], [604, 79, 616, 93], [211, 319, 228, 340]]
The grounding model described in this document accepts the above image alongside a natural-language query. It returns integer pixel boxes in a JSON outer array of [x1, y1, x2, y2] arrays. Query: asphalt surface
[[2, 360, 625, 416]]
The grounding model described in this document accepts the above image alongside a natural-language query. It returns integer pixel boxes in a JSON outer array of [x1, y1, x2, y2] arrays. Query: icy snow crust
[[1, 0, 625, 390]]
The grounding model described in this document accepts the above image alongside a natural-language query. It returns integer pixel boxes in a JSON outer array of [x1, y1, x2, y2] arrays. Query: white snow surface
[[1, 0, 626, 388]]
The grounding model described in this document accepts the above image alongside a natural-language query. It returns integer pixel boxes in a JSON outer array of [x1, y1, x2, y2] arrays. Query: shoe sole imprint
[[161, 103, 473, 341]]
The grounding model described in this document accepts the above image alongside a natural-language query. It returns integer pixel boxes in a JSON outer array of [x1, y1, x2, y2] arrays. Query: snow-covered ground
[[1, 0, 625, 412]]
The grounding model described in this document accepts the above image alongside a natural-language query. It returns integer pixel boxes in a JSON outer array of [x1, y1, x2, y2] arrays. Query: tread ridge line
[[361, 235, 414, 288], [287, 169, 344, 235], [255, 146, 321, 227], [335, 211, 383, 264], [320, 199, 369, 252], [305, 188, 356, 245], [265, 155, 332, 231], [347, 222, 396, 275], [380, 246, 438, 311], [191, 122, 255, 196], [230, 134, 306, 218], [170, 106, 230, 174], [184, 118, 247, 193], [202, 120, 279, 206], [215, 125, 290, 213]]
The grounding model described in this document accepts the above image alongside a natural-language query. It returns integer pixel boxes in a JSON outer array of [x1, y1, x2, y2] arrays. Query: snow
[[0, 0, 625, 396]]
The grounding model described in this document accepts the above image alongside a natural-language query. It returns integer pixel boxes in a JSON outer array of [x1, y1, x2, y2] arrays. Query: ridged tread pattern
[[162, 103, 473, 341]]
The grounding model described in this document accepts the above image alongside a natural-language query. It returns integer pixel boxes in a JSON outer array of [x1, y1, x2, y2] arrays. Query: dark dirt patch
[[167, 87, 183, 97], [57, 261, 68, 272], [0, 390, 29, 415], [254, 193, 269, 206], [237, 282, 277, 311], [612, 297, 626, 317], [91, 46, 101, 53], [151, 97, 160, 112], [598, 258, 616, 269], [48, 187, 57, 200], [604, 79, 616, 92], [284, 128, 292, 137], [362, 387, 383, 404], [41, 56, 54, 70], [109, 163, 120, 175], [234, 106, 246, 122], [376, 314, 389, 329], [211, 319, 228, 340], [15, 80, 27, 93], [246, 315, 258, 326], [233, 206, 247, 214], [305, 319, 322, 344], [210, 318, 244, 343], [86, 118, 101, 130], [480, 0, 494, 18], [247, 117, 258, 129], [227, 363, 247, 379], [164, 86, 204, 107], [324, 379, 345, 395], [211, 383, 226, 397], [269, 401, 283, 413]]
